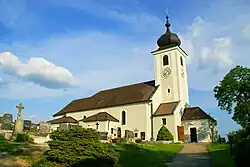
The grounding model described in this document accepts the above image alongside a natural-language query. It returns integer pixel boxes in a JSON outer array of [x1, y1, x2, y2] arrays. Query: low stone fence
[[145, 140, 173, 144], [0, 130, 13, 140], [30, 134, 51, 144]]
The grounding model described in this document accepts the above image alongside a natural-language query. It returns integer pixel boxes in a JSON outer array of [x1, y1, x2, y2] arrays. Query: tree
[[157, 126, 173, 141], [1, 123, 12, 130], [214, 65, 250, 128]]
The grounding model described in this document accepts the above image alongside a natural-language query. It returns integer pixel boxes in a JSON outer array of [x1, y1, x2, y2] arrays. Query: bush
[[112, 137, 120, 143], [229, 126, 250, 167], [120, 138, 128, 143], [1, 123, 12, 130], [135, 139, 142, 143], [15, 133, 34, 143], [45, 127, 119, 167], [32, 158, 58, 167], [157, 126, 173, 141]]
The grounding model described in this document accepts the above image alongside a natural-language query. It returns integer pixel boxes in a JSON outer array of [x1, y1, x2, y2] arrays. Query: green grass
[[208, 144, 235, 167], [0, 135, 24, 155], [114, 144, 183, 167]]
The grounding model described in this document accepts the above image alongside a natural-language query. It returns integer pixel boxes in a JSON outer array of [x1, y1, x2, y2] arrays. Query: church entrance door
[[177, 126, 184, 142], [190, 127, 198, 142]]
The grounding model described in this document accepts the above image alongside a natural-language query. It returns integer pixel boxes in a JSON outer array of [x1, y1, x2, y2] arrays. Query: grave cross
[[16, 103, 24, 119]]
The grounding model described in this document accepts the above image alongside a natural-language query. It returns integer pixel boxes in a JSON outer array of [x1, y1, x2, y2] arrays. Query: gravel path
[[168, 143, 211, 167]]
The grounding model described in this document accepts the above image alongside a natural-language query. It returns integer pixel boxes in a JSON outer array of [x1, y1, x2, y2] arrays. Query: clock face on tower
[[162, 67, 172, 79]]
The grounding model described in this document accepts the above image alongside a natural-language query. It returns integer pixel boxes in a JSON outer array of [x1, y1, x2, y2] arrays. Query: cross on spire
[[165, 15, 171, 32]]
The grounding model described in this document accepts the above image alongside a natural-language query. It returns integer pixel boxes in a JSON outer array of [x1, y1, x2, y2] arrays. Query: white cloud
[[0, 52, 79, 89]]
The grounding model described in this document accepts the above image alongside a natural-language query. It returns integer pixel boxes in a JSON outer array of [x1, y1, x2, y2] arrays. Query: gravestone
[[98, 132, 108, 140], [14, 103, 24, 133], [2, 114, 13, 124], [38, 122, 51, 135], [24, 120, 32, 131], [125, 130, 134, 138], [59, 123, 68, 130]]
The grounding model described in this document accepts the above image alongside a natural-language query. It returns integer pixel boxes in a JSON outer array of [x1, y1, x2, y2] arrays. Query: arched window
[[180, 56, 183, 66], [83, 115, 86, 119], [121, 110, 126, 125], [163, 55, 169, 66]]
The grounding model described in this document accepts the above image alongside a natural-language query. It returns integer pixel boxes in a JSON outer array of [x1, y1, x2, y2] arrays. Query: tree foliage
[[227, 127, 250, 167], [45, 127, 119, 167], [157, 126, 173, 141], [1, 123, 12, 130], [214, 65, 250, 127]]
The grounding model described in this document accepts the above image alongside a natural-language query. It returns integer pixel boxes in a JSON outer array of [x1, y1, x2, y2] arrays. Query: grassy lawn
[[208, 144, 235, 167], [114, 143, 183, 167], [0, 135, 49, 166], [1, 135, 182, 167]]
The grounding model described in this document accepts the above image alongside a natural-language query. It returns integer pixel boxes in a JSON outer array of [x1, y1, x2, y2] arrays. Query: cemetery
[[0, 100, 243, 167]]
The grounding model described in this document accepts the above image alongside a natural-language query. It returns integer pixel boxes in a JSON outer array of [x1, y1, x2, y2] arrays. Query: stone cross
[[16, 103, 24, 120]]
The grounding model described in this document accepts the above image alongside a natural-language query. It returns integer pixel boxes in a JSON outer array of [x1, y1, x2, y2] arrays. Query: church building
[[48, 16, 217, 143]]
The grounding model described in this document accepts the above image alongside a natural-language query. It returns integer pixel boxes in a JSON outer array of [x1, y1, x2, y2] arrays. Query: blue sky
[[1, 0, 249, 137]]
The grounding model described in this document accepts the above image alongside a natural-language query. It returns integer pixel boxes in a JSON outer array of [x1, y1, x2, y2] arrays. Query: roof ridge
[[97, 80, 155, 93]]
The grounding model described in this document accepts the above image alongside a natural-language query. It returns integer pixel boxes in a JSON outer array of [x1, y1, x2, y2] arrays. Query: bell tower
[[151, 16, 189, 106]]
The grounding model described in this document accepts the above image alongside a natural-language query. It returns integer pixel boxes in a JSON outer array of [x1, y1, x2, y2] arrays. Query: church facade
[[48, 16, 217, 143]]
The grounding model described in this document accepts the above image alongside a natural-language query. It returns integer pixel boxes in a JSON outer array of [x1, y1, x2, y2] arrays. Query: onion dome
[[157, 15, 181, 49]]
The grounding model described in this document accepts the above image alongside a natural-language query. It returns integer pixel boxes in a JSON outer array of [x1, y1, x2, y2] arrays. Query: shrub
[[112, 137, 120, 143], [229, 126, 250, 167], [157, 126, 173, 141], [32, 158, 58, 167], [1, 123, 12, 130], [15, 133, 34, 143], [45, 127, 119, 167], [120, 138, 128, 143], [135, 139, 142, 143]]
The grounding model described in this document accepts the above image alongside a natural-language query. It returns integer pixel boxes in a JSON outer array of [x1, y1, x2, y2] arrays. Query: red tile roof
[[182, 107, 216, 122], [153, 101, 180, 116], [47, 116, 78, 124], [80, 112, 119, 122], [54, 80, 157, 116]]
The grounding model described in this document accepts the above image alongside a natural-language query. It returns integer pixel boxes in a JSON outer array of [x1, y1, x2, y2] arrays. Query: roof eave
[[53, 100, 152, 117]]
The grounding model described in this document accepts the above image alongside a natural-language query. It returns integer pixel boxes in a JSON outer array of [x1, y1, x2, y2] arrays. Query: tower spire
[[165, 15, 171, 32]]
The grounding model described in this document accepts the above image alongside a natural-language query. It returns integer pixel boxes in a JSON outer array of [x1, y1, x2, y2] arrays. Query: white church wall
[[153, 115, 176, 142], [182, 119, 213, 143], [80, 121, 107, 132], [50, 124, 59, 131], [151, 87, 162, 114], [66, 102, 152, 140]]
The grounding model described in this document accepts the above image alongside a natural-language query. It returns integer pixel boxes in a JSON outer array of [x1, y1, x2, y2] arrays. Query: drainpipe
[[150, 102, 154, 141]]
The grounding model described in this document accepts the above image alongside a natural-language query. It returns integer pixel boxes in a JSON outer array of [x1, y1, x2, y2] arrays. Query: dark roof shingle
[[47, 116, 78, 124], [54, 80, 157, 116], [182, 107, 216, 122], [153, 101, 180, 116], [81, 112, 119, 122]]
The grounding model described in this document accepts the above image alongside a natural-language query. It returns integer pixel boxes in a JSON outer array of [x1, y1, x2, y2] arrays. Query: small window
[[121, 110, 126, 125], [134, 133, 138, 138], [180, 57, 183, 66], [168, 89, 170, 93], [111, 128, 114, 134], [163, 55, 169, 66], [83, 115, 86, 119], [162, 118, 166, 125], [141, 132, 145, 140]]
